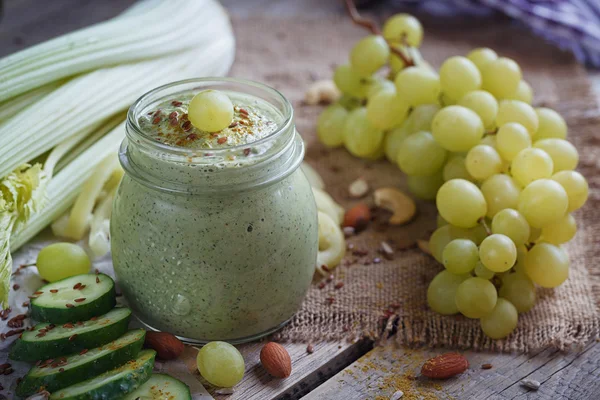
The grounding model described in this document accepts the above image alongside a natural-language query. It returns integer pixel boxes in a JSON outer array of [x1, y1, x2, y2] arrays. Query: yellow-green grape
[[479, 234, 517, 273], [366, 89, 408, 130], [540, 214, 576, 244], [384, 124, 411, 162], [366, 77, 395, 99], [404, 104, 441, 133], [383, 14, 423, 46], [499, 273, 535, 313], [465, 144, 503, 181], [525, 243, 569, 288], [491, 208, 530, 246], [443, 239, 479, 274], [480, 134, 497, 149], [363, 141, 386, 161], [389, 52, 407, 75], [36, 243, 91, 282], [496, 122, 531, 162], [507, 80, 533, 104], [511, 148, 554, 187], [481, 57, 522, 99], [429, 225, 454, 263], [397, 131, 447, 176], [317, 104, 347, 148], [394, 67, 440, 107], [455, 277, 498, 318], [496, 100, 538, 136], [443, 155, 474, 182], [427, 270, 468, 315], [480, 298, 518, 339], [534, 107, 567, 140], [407, 172, 444, 200], [333, 64, 367, 98], [518, 179, 568, 228], [467, 47, 498, 71], [450, 224, 488, 246], [188, 90, 234, 132], [350, 35, 390, 77], [439, 56, 481, 101], [437, 214, 449, 228], [551, 170, 589, 212], [474, 261, 495, 280], [197, 341, 245, 388], [528, 227, 541, 243], [431, 106, 484, 152], [343, 107, 385, 158], [458, 90, 498, 130], [533, 138, 578, 172], [480, 174, 521, 218], [436, 179, 487, 228]]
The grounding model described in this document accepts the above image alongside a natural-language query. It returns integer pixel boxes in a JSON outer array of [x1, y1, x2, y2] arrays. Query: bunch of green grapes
[[317, 13, 590, 340]]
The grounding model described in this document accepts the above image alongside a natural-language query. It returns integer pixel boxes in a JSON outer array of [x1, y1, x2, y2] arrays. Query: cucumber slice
[[124, 373, 192, 400], [16, 329, 146, 397], [49, 349, 156, 400], [30, 273, 116, 324], [9, 307, 131, 362]]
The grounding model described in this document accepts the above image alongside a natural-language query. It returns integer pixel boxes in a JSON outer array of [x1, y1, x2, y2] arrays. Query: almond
[[144, 331, 185, 360], [260, 342, 292, 378], [421, 353, 468, 379], [343, 203, 371, 232]]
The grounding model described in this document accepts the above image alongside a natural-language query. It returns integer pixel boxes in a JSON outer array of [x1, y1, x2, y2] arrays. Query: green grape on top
[[407, 172, 444, 200], [443, 239, 479, 274], [479, 233, 517, 273], [458, 90, 498, 130], [188, 90, 234, 132], [317, 104, 347, 148], [496, 100, 539, 136], [467, 47, 498, 71], [343, 107, 385, 158], [540, 214, 577, 245], [480, 298, 518, 339], [36, 242, 91, 282], [394, 66, 440, 106], [511, 148, 554, 187], [481, 57, 522, 99], [491, 208, 530, 246], [436, 179, 487, 228], [499, 273, 536, 313], [432, 105, 484, 152], [474, 261, 495, 280], [533, 138, 579, 172], [518, 179, 568, 229], [384, 124, 411, 162], [480, 174, 521, 218], [496, 122, 531, 162], [534, 107, 567, 140], [197, 341, 245, 388], [465, 144, 503, 181], [439, 56, 481, 101], [427, 270, 469, 315], [455, 277, 498, 318], [382, 13, 423, 47], [350, 35, 390, 77], [525, 243, 569, 288], [428, 224, 454, 263], [397, 131, 447, 176], [551, 170, 589, 212], [366, 89, 408, 130], [443, 155, 474, 182], [507, 80, 533, 104], [333, 64, 368, 98]]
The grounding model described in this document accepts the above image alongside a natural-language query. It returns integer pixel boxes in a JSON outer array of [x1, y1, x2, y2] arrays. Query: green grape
[[479, 234, 517, 273], [491, 208, 530, 246], [511, 148, 554, 187], [534, 107, 567, 140], [333, 64, 367, 98], [427, 270, 468, 315], [455, 277, 498, 318], [480, 174, 521, 218], [439, 56, 481, 101], [431, 106, 484, 152], [366, 89, 408, 130], [437, 214, 449, 228], [436, 179, 487, 228], [513, 245, 528, 274], [450, 224, 488, 246], [383, 14, 423, 47], [507, 80, 533, 104], [390, 52, 407, 75], [499, 273, 536, 313], [384, 124, 411, 162], [495, 122, 531, 162], [465, 144, 503, 181], [36, 242, 91, 282], [528, 227, 541, 243], [533, 138, 578, 172], [394, 67, 440, 106], [366, 77, 396, 99], [404, 104, 441, 133], [518, 179, 568, 228], [407, 172, 444, 200], [474, 261, 495, 280], [443, 239, 479, 274], [317, 104, 348, 148], [443, 155, 474, 182], [429, 225, 454, 263], [350, 35, 390, 77], [525, 243, 569, 288], [467, 48, 498, 71], [458, 90, 498, 130], [551, 170, 589, 212], [480, 298, 518, 339], [540, 214, 576, 245], [480, 134, 497, 149], [337, 95, 363, 111], [197, 341, 245, 387], [364, 141, 386, 160], [397, 131, 447, 176], [188, 90, 233, 132], [481, 57, 522, 99], [343, 107, 385, 158], [496, 100, 538, 136]]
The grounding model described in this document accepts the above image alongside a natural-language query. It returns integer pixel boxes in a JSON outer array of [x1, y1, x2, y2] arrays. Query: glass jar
[[111, 78, 317, 344]]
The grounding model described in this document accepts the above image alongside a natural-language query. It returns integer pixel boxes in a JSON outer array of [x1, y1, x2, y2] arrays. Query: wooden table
[[1, 1, 599, 399]]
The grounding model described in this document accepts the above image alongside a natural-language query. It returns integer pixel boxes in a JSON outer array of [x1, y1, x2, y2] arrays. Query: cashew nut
[[312, 188, 344, 226], [301, 162, 325, 190], [316, 211, 346, 276], [304, 80, 341, 105], [373, 187, 416, 225]]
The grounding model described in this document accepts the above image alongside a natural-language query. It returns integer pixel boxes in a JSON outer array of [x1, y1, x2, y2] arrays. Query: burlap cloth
[[230, 16, 600, 353]]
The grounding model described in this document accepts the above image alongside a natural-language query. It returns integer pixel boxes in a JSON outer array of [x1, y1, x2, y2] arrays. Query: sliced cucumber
[[49, 349, 156, 400], [124, 373, 192, 400], [30, 273, 116, 323], [9, 307, 131, 362], [16, 329, 146, 397]]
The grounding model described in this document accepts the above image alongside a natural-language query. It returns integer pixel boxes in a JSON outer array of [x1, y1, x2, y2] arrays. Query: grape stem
[[478, 217, 492, 236]]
